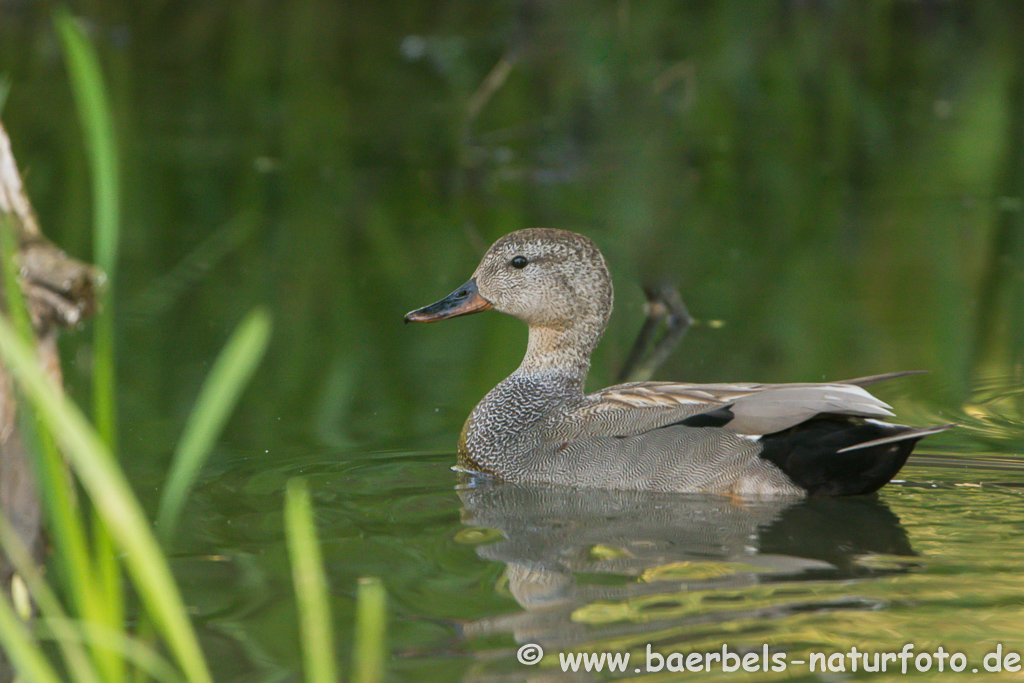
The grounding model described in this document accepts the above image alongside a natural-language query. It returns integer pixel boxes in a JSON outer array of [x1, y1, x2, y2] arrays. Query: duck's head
[[406, 228, 614, 350]]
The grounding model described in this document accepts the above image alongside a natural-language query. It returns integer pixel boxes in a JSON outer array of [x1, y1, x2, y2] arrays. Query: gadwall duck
[[406, 229, 949, 496]]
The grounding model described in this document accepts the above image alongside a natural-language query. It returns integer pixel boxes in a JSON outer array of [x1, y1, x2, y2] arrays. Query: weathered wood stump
[[0, 120, 101, 596]]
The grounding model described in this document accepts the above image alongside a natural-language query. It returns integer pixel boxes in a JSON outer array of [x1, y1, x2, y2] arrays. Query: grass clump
[[0, 9, 388, 683]]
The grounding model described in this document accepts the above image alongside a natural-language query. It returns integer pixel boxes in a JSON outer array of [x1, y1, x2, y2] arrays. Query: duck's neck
[[515, 324, 597, 391]]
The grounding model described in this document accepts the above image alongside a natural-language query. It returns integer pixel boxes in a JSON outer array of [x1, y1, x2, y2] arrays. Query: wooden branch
[[0, 123, 41, 238], [0, 118, 102, 602]]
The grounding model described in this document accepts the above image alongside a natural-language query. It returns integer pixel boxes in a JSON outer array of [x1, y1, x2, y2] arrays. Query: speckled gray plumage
[[407, 228, 949, 496], [460, 372, 803, 494]]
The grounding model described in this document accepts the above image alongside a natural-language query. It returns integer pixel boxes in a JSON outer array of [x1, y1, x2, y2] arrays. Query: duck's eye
[[510, 256, 529, 269]]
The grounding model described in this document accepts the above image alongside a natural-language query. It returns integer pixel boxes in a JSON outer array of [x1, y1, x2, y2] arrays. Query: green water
[[4, 2, 1024, 681]]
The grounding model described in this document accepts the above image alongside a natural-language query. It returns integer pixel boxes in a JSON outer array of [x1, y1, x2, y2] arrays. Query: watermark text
[[513, 642, 1022, 675]]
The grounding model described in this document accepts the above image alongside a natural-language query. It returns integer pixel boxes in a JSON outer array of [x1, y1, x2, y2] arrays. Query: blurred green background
[[1, 0, 1021, 477]]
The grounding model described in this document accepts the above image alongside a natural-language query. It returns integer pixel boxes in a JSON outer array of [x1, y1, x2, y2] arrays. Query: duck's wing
[[546, 377, 901, 440], [840, 370, 927, 387]]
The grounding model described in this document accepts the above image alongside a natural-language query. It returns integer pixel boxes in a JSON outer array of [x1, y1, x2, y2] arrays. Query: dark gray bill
[[404, 278, 492, 323]]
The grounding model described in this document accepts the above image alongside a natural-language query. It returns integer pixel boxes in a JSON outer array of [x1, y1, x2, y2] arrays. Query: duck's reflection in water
[[455, 476, 914, 676]]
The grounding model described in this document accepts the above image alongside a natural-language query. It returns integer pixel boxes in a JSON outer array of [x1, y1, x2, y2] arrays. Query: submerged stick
[[617, 283, 694, 383]]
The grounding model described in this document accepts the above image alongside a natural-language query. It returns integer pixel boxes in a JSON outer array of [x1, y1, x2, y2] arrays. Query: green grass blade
[[155, 307, 272, 543], [285, 478, 338, 683], [53, 7, 120, 449], [0, 76, 10, 114], [53, 11, 126, 678], [91, 522, 124, 677], [0, 215, 35, 343], [2, 215, 117, 679], [352, 577, 387, 683], [36, 619, 184, 683], [91, 309, 116, 447], [0, 316, 213, 683], [0, 514, 101, 683], [0, 588, 63, 683], [19, 409, 113, 677], [53, 7, 119, 279]]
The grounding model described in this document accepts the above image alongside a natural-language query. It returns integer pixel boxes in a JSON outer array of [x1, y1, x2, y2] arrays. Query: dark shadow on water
[[452, 476, 914, 679]]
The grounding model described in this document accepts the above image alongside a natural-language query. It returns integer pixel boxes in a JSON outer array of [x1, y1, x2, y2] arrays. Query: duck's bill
[[404, 278, 492, 323]]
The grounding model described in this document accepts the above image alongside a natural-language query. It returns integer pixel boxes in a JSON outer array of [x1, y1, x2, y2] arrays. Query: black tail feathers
[[758, 418, 951, 496]]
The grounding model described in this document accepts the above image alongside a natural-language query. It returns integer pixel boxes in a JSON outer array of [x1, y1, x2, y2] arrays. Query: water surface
[[174, 421, 1024, 681]]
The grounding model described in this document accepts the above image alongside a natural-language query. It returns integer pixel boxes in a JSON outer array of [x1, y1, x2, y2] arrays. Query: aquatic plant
[[0, 10, 387, 683]]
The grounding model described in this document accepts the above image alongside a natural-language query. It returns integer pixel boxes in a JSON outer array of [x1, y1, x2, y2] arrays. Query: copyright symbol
[[517, 643, 544, 665]]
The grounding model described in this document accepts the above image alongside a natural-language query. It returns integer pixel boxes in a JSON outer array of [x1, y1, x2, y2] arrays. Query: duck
[[405, 228, 950, 496]]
